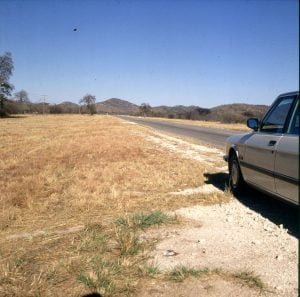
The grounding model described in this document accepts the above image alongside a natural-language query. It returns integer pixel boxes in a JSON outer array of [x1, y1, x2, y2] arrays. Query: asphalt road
[[118, 116, 245, 150]]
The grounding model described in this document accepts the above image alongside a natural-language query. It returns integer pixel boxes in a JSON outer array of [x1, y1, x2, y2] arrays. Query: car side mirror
[[247, 118, 259, 131]]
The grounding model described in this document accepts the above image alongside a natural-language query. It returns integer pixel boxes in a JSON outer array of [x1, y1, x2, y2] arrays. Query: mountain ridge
[[93, 98, 269, 122]]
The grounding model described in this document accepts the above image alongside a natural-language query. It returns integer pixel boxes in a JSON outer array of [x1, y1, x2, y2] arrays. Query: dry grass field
[[0, 115, 231, 296]]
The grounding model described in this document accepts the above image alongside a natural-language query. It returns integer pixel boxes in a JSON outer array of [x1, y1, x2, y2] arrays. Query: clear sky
[[0, 0, 298, 107]]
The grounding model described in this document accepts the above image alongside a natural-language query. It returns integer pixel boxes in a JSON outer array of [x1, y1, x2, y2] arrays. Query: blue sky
[[0, 0, 298, 107]]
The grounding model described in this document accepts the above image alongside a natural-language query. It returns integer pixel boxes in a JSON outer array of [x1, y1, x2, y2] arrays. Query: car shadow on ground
[[204, 172, 299, 239]]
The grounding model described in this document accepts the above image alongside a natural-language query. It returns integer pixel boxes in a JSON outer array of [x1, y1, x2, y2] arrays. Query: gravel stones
[[149, 199, 298, 296]]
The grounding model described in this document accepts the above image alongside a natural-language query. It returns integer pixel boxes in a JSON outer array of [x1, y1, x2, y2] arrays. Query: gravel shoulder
[[145, 199, 298, 296]]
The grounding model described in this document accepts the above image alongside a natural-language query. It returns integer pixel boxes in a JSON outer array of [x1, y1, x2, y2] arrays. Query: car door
[[241, 96, 295, 194], [274, 98, 299, 204]]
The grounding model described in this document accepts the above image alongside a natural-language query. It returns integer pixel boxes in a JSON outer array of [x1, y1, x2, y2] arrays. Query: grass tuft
[[115, 211, 176, 230], [78, 259, 121, 295], [114, 227, 141, 256], [233, 271, 265, 290], [78, 273, 96, 289], [168, 265, 209, 282], [141, 264, 161, 277], [74, 225, 109, 254]]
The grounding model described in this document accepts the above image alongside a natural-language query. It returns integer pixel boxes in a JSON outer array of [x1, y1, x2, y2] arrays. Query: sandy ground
[[141, 129, 298, 297]]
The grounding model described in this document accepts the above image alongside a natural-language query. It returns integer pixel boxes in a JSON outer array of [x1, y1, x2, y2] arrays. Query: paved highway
[[118, 116, 246, 150]]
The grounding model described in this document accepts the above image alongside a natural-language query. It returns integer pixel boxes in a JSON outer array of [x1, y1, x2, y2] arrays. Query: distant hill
[[59, 101, 78, 107], [49, 101, 79, 114], [58, 101, 79, 110], [152, 105, 211, 119], [152, 105, 198, 115], [151, 103, 268, 123], [96, 98, 140, 114], [209, 103, 269, 123]]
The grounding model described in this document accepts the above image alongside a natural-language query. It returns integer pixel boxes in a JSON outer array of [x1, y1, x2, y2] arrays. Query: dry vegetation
[[0, 115, 234, 296]]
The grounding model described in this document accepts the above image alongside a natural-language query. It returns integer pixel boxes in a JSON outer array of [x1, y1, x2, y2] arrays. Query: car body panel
[[274, 135, 299, 204], [241, 132, 282, 194]]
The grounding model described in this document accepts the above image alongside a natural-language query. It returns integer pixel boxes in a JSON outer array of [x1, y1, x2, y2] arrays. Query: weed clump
[[114, 227, 141, 256], [168, 265, 209, 282], [233, 271, 265, 290], [115, 211, 176, 230], [140, 264, 161, 278]]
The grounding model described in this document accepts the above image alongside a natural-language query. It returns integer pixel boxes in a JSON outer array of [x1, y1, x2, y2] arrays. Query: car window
[[260, 97, 294, 133], [287, 99, 299, 135]]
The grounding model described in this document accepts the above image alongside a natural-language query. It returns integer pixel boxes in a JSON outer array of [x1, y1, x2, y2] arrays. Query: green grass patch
[[115, 211, 176, 230], [141, 264, 161, 278], [167, 266, 266, 291], [78, 273, 96, 289], [78, 257, 140, 296], [167, 265, 210, 282], [78, 259, 121, 295], [74, 224, 109, 254]]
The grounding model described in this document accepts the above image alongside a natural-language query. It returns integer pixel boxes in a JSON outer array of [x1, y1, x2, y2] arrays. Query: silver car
[[224, 91, 299, 205]]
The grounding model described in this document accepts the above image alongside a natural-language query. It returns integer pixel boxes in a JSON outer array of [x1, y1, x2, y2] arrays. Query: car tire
[[229, 154, 245, 194]]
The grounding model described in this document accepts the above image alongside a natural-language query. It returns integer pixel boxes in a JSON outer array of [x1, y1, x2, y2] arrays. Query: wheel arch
[[228, 145, 247, 182], [228, 145, 239, 163], [228, 145, 245, 192]]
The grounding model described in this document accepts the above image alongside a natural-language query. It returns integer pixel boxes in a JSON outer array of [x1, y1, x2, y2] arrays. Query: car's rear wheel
[[229, 154, 244, 194]]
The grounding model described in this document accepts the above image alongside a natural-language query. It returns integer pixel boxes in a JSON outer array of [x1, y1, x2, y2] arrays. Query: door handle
[[268, 140, 277, 146]]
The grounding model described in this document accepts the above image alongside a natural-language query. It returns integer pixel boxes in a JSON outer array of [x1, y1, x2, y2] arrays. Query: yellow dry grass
[[0, 115, 230, 296], [143, 116, 250, 131]]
